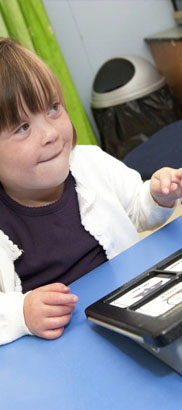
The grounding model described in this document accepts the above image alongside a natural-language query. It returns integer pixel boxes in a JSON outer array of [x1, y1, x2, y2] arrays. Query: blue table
[[1, 217, 182, 410]]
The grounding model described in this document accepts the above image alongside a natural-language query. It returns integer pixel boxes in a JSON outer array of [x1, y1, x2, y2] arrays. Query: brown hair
[[0, 37, 76, 144]]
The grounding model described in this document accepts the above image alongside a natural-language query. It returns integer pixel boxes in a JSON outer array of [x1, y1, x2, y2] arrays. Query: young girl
[[0, 37, 182, 345]]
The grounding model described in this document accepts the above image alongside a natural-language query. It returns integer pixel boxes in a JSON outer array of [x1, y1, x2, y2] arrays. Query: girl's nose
[[40, 118, 58, 146]]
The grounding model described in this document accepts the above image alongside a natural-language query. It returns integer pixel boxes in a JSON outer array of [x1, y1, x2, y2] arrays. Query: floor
[[140, 202, 182, 239]]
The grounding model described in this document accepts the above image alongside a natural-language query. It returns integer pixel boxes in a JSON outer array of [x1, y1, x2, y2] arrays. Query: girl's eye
[[48, 102, 60, 115], [15, 123, 29, 134]]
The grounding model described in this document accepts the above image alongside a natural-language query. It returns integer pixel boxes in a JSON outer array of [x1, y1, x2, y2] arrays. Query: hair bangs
[[0, 39, 65, 132]]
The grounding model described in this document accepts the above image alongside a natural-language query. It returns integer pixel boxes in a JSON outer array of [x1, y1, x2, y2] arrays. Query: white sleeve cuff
[[0, 291, 32, 345]]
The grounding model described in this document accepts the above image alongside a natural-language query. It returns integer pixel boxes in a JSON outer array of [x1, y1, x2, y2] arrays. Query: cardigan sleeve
[[0, 230, 32, 344], [0, 230, 22, 293], [93, 147, 176, 232], [70, 145, 177, 233], [0, 291, 32, 345]]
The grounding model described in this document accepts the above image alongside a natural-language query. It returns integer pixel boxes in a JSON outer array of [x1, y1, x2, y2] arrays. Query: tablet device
[[85, 249, 182, 348]]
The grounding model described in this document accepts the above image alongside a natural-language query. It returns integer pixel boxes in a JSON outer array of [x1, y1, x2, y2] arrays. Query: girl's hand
[[150, 167, 182, 208], [23, 283, 78, 339]]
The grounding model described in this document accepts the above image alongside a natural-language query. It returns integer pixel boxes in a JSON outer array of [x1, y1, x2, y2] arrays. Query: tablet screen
[[110, 276, 170, 308], [164, 258, 182, 272], [136, 281, 182, 317]]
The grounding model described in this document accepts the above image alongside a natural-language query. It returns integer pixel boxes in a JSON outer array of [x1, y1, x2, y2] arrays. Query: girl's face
[[0, 100, 73, 206]]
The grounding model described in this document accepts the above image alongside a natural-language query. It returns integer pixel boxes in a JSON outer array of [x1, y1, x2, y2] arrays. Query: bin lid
[[91, 56, 165, 108]]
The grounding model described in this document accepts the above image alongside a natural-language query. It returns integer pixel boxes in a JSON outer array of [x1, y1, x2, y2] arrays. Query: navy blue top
[[0, 173, 107, 293]]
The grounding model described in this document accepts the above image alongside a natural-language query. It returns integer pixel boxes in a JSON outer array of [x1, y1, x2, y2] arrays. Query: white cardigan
[[0, 146, 175, 344]]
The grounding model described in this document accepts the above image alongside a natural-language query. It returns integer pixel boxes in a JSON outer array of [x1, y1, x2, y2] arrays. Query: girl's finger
[[43, 327, 64, 340], [46, 314, 72, 329], [44, 292, 78, 306], [37, 283, 70, 293], [46, 304, 75, 317]]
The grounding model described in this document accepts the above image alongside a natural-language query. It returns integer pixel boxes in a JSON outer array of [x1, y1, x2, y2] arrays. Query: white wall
[[42, 0, 175, 133]]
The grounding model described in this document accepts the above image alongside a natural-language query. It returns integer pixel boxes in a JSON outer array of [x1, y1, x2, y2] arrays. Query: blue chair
[[123, 121, 182, 180]]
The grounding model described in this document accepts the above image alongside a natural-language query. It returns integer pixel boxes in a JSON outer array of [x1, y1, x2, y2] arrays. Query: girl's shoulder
[[70, 144, 102, 158], [69, 144, 130, 188], [70, 144, 141, 188], [70, 145, 104, 169], [70, 144, 129, 173], [70, 144, 118, 167]]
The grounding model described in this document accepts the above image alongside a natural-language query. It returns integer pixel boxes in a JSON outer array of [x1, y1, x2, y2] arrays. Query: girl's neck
[[3, 183, 65, 207]]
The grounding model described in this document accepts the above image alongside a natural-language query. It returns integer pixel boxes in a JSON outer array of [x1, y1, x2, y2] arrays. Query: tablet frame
[[85, 249, 182, 348]]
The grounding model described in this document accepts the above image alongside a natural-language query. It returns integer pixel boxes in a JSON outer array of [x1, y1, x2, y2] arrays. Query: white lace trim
[[0, 230, 22, 262]]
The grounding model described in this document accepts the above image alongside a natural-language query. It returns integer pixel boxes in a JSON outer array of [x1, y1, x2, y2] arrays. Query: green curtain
[[0, 0, 98, 145]]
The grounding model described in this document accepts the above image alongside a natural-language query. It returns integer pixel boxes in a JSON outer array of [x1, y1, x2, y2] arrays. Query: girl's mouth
[[40, 149, 63, 163]]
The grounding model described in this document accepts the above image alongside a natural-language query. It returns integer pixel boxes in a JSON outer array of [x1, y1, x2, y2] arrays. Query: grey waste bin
[[91, 56, 182, 160]]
